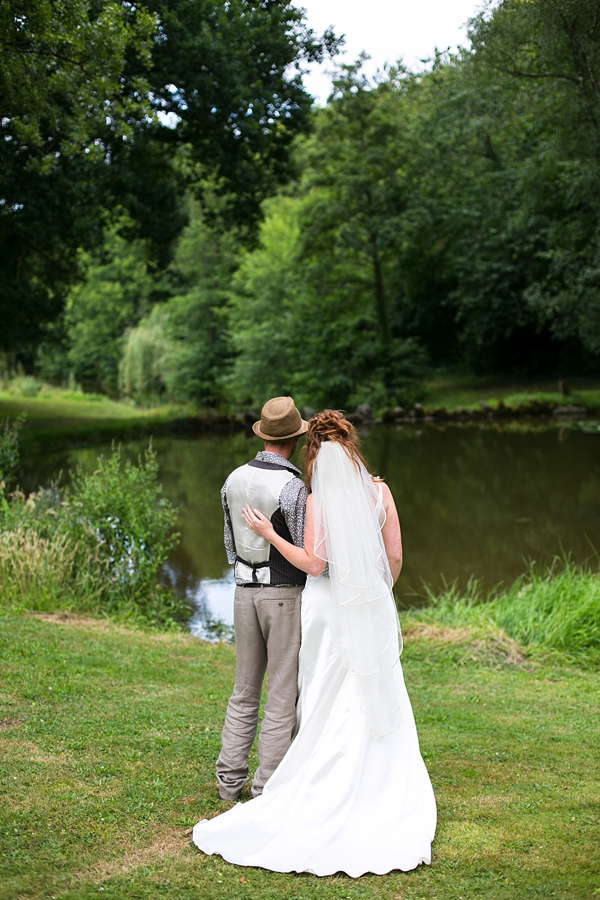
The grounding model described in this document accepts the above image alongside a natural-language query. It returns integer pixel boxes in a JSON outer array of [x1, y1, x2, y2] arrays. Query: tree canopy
[[6, 0, 600, 409], [0, 0, 339, 359]]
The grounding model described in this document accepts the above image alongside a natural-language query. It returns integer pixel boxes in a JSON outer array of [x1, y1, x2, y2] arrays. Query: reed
[[415, 558, 600, 664], [0, 526, 106, 612], [0, 442, 187, 628]]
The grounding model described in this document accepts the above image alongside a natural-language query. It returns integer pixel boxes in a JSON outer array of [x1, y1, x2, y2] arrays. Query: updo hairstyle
[[303, 409, 374, 488]]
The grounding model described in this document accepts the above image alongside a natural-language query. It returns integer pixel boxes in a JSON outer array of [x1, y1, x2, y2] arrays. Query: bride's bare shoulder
[[373, 479, 395, 506]]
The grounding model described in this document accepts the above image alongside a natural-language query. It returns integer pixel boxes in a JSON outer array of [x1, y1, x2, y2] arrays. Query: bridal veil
[[311, 441, 403, 737]]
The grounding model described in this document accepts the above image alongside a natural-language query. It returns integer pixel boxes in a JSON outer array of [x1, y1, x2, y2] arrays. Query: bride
[[192, 410, 436, 877]]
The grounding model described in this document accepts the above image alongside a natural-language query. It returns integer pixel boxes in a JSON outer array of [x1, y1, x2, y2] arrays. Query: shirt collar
[[255, 450, 302, 476]]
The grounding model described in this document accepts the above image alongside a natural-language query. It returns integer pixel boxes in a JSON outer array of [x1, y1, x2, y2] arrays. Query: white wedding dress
[[192, 444, 436, 877]]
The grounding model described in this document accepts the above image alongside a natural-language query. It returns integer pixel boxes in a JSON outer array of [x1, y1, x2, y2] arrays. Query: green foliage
[[119, 199, 240, 405], [392, 0, 600, 372], [61, 222, 155, 394], [1, 0, 340, 362], [464, 0, 600, 362], [227, 0, 600, 385], [0, 415, 24, 489], [418, 559, 600, 664], [6, 376, 42, 397], [61, 444, 180, 611], [0, 0, 157, 160], [298, 63, 418, 400], [227, 190, 427, 411], [0, 0, 161, 357], [227, 195, 306, 403], [119, 317, 173, 402], [0, 442, 184, 627], [13, 0, 600, 401], [140, 0, 341, 226]]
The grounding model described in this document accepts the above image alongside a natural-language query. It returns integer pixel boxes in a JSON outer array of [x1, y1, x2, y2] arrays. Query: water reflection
[[187, 571, 236, 640], [19, 423, 600, 636]]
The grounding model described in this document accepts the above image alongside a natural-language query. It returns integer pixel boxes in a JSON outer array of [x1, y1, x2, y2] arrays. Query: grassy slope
[[1, 612, 598, 900], [424, 377, 600, 412], [415, 562, 600, 667], [0, 392, 195, 451], [1, 376, 599, 437], [0, 392, 160, 422]]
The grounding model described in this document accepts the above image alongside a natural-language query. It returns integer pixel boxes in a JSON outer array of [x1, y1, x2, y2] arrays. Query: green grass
[[424, 376, 600, 412], [1, 609, 598, 900], [0, 390, 200, 451], [414, 560, 600, 667], [0, 388, 174, 422]]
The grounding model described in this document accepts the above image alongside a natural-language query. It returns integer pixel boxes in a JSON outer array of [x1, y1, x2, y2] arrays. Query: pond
[[19, 422, 600, 638]]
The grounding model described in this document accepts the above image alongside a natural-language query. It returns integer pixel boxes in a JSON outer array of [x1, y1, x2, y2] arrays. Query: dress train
[[192, 574, 436, 877]]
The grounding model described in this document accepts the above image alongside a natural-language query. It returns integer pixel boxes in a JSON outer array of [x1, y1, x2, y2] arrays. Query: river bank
[[2, 379, 600, 449], [1, 606, 597, 900], [0, 390, 218, 451]]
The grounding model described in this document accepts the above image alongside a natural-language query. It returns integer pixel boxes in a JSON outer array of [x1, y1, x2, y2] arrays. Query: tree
[[0, 0, 165, 359], [393, 51, 556, 373], [0, 1, 340, 362], [119, 198, 240, 404], [135, 0, 341, 226], [293, 63, 428, 406], [470, 0, 600, 159], [227, 195, 306, 405], [228, 186, 427, 411], [466, 0, 600, 357], [62, 224, 156, 394], [382, 11, 600, 374]]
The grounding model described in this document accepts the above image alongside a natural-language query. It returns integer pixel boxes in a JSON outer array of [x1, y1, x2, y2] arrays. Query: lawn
[[424, 376, 600, 412], [0, 390, 195, 451], [1, 611, 598, 900], [0, 391, 158, 422]]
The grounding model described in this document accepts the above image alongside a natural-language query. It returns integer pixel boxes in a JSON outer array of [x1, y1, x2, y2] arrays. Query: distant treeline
[[3, 0, 600, 411]]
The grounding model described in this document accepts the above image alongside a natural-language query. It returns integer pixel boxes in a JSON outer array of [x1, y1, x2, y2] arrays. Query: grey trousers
[[216, 584, 302, 800]]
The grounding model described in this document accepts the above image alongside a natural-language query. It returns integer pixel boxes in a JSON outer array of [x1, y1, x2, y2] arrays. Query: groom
[[216, 396, 309, 801]]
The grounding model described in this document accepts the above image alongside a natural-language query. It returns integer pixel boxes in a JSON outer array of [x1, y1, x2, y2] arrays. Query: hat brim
[[252, 419, 309, 441]]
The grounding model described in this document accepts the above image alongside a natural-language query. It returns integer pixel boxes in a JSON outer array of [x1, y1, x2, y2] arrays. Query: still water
[[20, 423, 600, 636]]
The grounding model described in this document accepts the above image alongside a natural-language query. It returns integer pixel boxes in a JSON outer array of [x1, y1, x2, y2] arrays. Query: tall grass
[[0, 526, 106, 612], [0, 441, 188, 628], [416, 558, 600, 664]]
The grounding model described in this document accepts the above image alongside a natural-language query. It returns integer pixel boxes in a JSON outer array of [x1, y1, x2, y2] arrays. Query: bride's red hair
[[303, 409, 374, 488]]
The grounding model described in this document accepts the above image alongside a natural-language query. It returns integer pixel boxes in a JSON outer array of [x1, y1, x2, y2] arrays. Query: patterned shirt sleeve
[[221, 478, 236, 565], [279, 477, 309, 548]]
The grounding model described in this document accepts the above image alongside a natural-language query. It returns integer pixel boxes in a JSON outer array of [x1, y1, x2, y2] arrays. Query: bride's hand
[[243, 505, 276, 541]]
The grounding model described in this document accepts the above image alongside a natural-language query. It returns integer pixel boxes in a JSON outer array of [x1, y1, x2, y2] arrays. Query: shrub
[[0, 415, 24, 489], [58, 444, 182, 619], [0, 526, 106, 613], [0, 443, 187, 627], [7, 375, 43, 397]]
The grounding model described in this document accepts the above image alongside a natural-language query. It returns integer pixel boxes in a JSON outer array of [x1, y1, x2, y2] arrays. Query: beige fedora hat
[[252, 396, 309, 441]]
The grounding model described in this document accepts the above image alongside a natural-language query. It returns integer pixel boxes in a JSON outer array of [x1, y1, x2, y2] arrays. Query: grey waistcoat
[[226, 459, 307, 586]]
